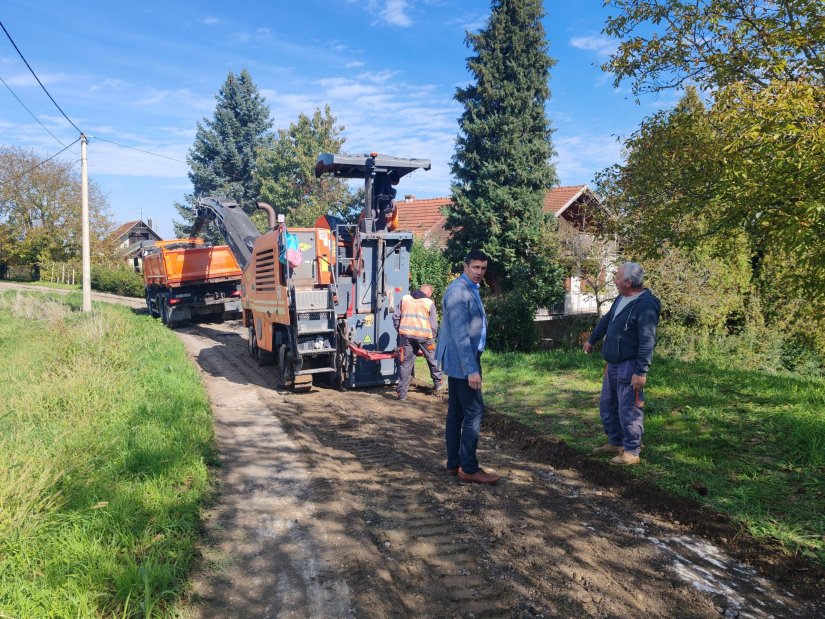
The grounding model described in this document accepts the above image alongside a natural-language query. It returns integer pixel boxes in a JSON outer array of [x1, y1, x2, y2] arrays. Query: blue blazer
[[435, 275, 486, 378]]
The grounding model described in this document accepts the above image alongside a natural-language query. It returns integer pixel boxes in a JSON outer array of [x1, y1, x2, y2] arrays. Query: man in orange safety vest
[[393, 284, 444, 400]]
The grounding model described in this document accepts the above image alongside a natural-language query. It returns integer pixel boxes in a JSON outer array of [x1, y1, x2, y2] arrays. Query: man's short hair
[[464, 249, 489, 264], [621, 262, 644, 287]]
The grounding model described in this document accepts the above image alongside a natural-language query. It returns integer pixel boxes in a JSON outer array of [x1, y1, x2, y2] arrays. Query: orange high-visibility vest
[[399, 295, 435, 338]]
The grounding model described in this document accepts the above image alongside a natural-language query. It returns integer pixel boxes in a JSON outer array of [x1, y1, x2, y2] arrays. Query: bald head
[[420, 284, 434, 298]]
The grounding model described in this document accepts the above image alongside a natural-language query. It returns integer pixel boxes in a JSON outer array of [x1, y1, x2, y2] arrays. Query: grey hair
[[621, 262, 644, 287]]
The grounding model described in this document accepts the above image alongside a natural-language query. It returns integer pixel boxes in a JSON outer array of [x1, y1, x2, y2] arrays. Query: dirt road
[[4, 282, 818, 617], [175, 319, 823, 619]]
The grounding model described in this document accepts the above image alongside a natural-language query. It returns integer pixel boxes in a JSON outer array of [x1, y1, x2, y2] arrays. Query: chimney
[[404, 195, 415, 201], [147, 218, 153, 230]]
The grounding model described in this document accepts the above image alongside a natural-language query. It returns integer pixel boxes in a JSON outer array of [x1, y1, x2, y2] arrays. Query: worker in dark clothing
[[393, 284, 444, 400], [585, 261, 661, 466], [371, 171, 400, 231]]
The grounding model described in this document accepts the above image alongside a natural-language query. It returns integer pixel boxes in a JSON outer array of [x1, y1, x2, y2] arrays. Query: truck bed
[[143, 242, 242, 288]]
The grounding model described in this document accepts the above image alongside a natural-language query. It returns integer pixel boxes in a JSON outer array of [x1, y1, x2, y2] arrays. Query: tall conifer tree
[[448, 0, 559, 293], [173, 69, 273, 238]]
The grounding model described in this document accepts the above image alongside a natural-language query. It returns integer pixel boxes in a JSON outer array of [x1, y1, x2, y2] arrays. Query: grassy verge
[[0, 290, 214, 617], [421, 350, 825, 563]]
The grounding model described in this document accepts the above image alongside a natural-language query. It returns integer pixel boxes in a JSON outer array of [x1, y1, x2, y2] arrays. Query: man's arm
[[584, 308, 612, 353], [634, 303, 659, 376], [428, 301, 438, 337]]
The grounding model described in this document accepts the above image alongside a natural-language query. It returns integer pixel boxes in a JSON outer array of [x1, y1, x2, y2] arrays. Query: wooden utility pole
[[81, 134, 91, 312]]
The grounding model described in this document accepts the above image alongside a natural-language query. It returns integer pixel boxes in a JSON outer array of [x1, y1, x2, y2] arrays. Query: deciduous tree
[[255, 106, 359, 227], [0, 146, 113, 266], [603, 0, 825, 96]]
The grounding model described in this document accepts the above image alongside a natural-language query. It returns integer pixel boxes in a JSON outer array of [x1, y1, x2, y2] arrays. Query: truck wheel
[[160, 298, 173, 327], [277, 344, 295, 388], [248, 326, 275, 366], [146, 295, 156, 317], [247, 326, 257, 358]]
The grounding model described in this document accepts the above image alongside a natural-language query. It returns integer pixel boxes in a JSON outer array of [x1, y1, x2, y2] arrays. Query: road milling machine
[[194, 152, 431, 391]]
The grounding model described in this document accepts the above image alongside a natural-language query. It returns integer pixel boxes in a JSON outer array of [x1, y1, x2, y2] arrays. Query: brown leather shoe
[[458, 467, 500, 484], [447, 467, 458, 476]]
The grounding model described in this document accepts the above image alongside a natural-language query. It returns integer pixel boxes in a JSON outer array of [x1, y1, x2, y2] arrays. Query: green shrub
[[486, 289, 540, 352], [90, 263, 144, 297], [409, 240, 452, 308]]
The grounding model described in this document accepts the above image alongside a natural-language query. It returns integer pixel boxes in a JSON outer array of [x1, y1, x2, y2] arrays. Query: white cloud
[[446, 12, 487, 33], [569, 34, 617, 57], [87, 138, 189, 178], [345, 61, 365, 68], [202, 17, 220, 25], [3, 71, 71, 88], [89, 78, 126, 93], [553, 133, 625, 184], [379, 0, 412, 27]]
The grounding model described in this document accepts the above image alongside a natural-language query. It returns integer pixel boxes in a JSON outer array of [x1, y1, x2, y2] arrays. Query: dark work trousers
[[445, 353, 484, 474], [599, 359, 644, 455], [396, 336, 443, 398]]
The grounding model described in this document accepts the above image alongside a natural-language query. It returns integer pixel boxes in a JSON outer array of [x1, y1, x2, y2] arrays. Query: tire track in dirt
[[172, 319, 823, 618]]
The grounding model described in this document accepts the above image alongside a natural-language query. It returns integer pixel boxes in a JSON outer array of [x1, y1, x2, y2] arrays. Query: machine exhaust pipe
[[256, 202, 277, 230]]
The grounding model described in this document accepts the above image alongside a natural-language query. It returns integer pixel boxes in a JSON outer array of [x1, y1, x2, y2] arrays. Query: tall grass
[[465, 349, 825, 563], [0, 291, 214, 617]]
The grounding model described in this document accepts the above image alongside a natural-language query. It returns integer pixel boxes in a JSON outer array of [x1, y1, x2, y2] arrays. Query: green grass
[[0, 290, 214, 617], [420, 350, 825, 563]]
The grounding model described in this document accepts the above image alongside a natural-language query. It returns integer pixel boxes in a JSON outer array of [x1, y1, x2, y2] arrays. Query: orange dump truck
[[141, 239, 242, 327]]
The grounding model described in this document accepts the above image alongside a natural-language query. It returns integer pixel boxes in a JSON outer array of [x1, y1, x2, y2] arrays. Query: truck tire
[[248, 326, 274, 366], [146, 292, 159, 318], [160, 297, 173, 328]]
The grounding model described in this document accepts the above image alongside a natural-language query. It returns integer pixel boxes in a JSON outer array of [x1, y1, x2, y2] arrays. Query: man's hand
[[583, 341, 594, 354], [468, 372, 482, 390], [631, 374, 647, 390]]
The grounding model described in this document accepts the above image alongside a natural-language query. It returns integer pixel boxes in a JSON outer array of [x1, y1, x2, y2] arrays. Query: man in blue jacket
[[584, 262, 661, 466], [435, 249, 500, 484]]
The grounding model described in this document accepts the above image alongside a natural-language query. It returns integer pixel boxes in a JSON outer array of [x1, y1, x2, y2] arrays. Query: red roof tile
[[395, 186, 598, 248], [542, 185, 588, 215], [395, 196, 452, 248]]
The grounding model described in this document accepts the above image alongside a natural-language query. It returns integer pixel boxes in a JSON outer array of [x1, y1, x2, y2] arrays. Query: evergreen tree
[[255, 106, 359, 227], [447, 0, 559, 294], [173, 69, 273, 238]]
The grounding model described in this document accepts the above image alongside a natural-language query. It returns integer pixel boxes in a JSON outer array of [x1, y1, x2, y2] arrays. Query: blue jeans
[[599, 359, 644, 455], [445, 370, 484, 474]]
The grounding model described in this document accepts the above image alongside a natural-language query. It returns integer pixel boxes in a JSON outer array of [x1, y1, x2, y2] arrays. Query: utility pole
[[81, 134, 91, 312]]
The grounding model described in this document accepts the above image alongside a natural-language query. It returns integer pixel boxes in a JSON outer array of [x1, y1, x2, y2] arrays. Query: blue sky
[[1, 1, 677, 240]]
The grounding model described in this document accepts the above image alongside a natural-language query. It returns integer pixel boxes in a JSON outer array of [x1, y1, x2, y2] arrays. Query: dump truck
[[194, 152, 431, 391], [141, 238, 243, 328]]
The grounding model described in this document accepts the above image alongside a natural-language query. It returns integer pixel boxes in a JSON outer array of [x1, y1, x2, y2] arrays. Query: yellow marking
[[364, 314, 374, 326], [363, 335, 372, 344], [299, 242, 312, 251]]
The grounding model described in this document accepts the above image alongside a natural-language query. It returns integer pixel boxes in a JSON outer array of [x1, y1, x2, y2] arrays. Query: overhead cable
[[0, 73, 67, 148], [90, 135, 187, 164], [0, 19, 83, 135]]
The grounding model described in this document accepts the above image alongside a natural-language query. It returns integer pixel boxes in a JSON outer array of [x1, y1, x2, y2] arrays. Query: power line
[[0, 73, 67, 148], [0, 19, 82, 135], [0, 138, 81, 186], [90, 135, 187, 164]]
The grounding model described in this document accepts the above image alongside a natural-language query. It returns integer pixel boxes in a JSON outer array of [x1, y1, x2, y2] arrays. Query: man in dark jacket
[[584, 262, 660, 466]]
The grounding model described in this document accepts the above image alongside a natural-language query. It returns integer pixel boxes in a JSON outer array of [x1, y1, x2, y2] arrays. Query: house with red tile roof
[[395, 186, 614, 315]]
